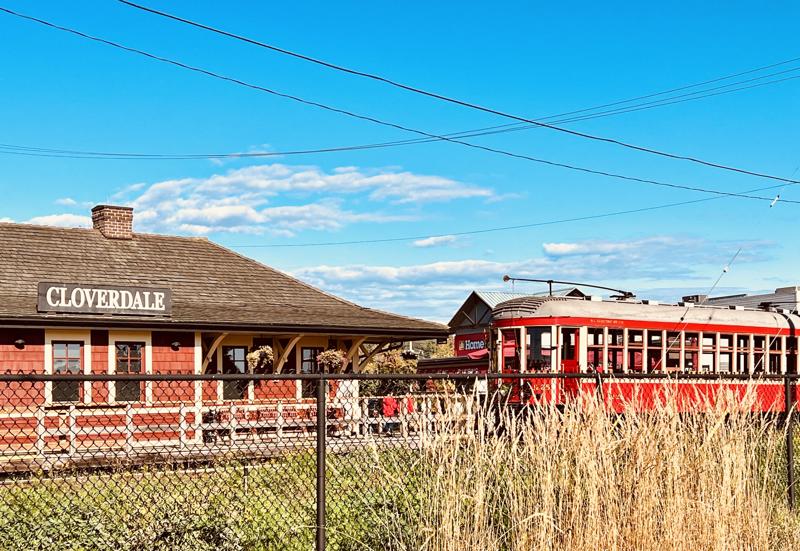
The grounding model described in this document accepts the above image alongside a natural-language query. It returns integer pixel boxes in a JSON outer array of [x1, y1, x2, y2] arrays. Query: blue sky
[[1, 1, 799, 321]]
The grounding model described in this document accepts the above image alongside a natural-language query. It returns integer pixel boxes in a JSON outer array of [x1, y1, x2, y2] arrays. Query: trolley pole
[[785, 375, 795, 510], [316, 374, 327, 551]]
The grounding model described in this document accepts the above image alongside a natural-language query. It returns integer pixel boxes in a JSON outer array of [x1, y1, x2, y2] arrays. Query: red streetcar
[[491, 295, 799, 412]]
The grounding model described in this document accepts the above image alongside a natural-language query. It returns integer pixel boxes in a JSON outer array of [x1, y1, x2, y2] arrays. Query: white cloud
[[22, 163, 494, 238], [25, 214, 91, 228], [542, 237, 678, 257], [291, 236, 774, 321], [100, 163, 490, 236], [412, 235, 457, 248]]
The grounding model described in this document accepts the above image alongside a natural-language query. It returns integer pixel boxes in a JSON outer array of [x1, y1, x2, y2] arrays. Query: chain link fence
[[0, 372, 796, 550]]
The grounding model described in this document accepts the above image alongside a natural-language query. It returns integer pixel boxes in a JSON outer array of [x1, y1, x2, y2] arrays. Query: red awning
[[467, 348, 489, 360]]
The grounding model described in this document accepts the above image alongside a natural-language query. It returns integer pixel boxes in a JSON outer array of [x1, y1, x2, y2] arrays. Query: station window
[[52, 342, 82, 402], [115, 342, 144, 402], [526, 327, 552, 372], [301, 347, 324, 398], [222, 346, 248, 400], [587, 328, 604, 372]]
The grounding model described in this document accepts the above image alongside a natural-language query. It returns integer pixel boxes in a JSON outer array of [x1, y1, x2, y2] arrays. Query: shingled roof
[[0, 222, 447, 338]]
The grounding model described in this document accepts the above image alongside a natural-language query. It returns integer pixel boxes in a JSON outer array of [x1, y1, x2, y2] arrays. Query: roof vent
[[91, 205, 133, 240], [682, 294, 708, 304]]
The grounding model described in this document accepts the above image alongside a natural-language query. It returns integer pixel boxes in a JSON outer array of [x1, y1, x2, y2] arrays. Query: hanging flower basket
[[316, 349, 346, 373], [247, 345, 274, 373]]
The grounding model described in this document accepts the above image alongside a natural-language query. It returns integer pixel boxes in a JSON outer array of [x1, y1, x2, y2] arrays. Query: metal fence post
[[785, 375, 795, 510], [316, 374, 327, 551]]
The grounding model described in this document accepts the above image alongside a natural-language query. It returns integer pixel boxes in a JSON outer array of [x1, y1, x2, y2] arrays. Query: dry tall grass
[[372, 386, 800, 551]]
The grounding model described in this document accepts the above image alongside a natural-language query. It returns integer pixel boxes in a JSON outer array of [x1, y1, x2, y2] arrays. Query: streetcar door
[[560, 327, 580, 397], [501, 329, 522, 403]]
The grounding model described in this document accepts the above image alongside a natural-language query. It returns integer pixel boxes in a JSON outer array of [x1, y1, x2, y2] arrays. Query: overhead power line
[[3, 67, 798, 161], [225, 182, 792, 248], [117, 0, 800, 185], [1, 6, 797, 206]]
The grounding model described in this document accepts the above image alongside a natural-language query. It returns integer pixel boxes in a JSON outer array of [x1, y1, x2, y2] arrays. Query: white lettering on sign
[[458, 339, 486, 351], [37, 282, 172, 316]]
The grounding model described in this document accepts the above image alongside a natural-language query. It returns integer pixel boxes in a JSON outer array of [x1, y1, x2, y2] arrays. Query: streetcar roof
[[492, 296, 800, 330]]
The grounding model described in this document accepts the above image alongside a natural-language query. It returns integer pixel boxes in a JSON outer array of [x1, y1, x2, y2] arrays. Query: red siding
[[0, 329, 45, 408], [151, 331, 194, 404]]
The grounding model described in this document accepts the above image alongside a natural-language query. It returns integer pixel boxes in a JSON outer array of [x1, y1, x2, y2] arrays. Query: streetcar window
[[768, 354, 781, 374], [647, 332, 664, 371], [736, 352, 749, 373], [753, 336, 767, 373], [648, 331, 663, 347], [719, 353, 731, 373], [701, 334, 716, 373], [666, 352, 681, 371], [718, 335, 733, 373], [587, 328, 604, 346], [667, 332, 681, 348], [736, 335, 750, 349], [788, 338, 798, 374], [684, 332, 700, 373], [526, 327, 553, 372], [627, 330, 644, 372], [561, 330, 576, 361], [628, 350, 644, 372], [587, 329, 604, 372], [767, 336, 783, 374], [628, 330, 644, 372], [607, 330, 624, 373]]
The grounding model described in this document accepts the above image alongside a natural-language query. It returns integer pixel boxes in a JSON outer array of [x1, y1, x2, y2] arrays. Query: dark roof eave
[[0, 315, 449, 339]]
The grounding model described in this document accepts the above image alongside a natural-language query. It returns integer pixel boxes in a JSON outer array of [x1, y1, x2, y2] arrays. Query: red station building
[[0, 205, 447, 457]]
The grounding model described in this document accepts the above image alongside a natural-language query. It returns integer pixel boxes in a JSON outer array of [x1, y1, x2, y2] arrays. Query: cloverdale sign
[[37, 282, 172, 316]]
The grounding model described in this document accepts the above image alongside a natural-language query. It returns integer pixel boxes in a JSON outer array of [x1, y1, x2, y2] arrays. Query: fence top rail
[[0, 372, 794, 382]]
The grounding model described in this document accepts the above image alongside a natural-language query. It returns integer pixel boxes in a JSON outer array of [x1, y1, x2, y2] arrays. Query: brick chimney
[[91, 205, 134, 239]]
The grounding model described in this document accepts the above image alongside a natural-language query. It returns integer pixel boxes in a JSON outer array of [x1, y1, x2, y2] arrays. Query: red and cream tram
[[491, 296, 799, 411]]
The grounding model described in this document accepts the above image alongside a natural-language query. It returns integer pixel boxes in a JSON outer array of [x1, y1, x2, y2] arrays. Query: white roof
[[475, 288, 584, 309]]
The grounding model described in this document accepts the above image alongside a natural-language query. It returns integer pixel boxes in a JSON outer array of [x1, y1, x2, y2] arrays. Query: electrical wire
[[117, 0, 800, 185], [223, 182, 789, 248], [1, 7, 798, 205], [2, 69, 798, 161]]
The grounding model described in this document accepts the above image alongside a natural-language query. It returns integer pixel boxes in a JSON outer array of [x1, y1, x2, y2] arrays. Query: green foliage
[[0, 450, 420, 551], [414, 338, 454, 359], [360, 349, 417, 396]]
